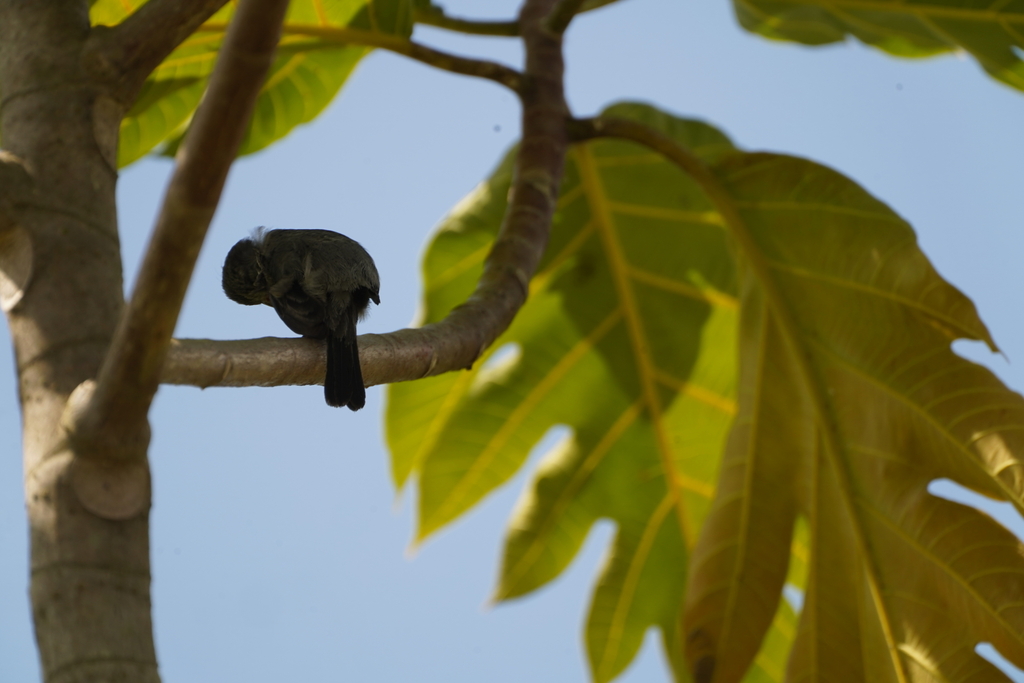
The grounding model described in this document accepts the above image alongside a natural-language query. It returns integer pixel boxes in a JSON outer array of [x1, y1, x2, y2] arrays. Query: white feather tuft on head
[[250, 226, 269, 244]]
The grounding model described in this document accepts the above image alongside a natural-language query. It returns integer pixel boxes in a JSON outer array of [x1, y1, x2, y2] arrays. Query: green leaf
[[90, 0, 412, 167], [682, 151, 1024, 682], [388, 100, 1024, 681], [733, 0, 1024, 92], [387, 102, 806, 681]]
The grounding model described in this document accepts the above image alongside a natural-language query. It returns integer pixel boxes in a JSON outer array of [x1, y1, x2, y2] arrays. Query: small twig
[[413, 4, 520, 36], [86, 0, 230, 104], [71, 0, 291, 462], [545, 0, 588, 34], [197, 23, 526, 94]]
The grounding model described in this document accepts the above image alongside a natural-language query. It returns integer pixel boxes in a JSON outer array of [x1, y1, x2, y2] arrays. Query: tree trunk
[[0, 1, 158, 680]]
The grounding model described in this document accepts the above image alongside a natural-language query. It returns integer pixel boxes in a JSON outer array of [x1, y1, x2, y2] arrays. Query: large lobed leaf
[[684, 150, 1024, 682], [734, 0, 1024, 92], [387, 102, 807, 682], [386, 101, 1024, 681], [90, 0, 413, 167]]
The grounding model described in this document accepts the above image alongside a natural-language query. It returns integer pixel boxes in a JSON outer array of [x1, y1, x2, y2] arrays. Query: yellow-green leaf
[[734, 0, 1024, 92], [682, 151, 1024, 682], [386, 102, 807, 682], [90, 0, 411, 167], [388, 101, 1024, 682]]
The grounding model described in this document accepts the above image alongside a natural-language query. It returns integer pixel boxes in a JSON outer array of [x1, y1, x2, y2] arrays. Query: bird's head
[[222, 236, 269, 306]]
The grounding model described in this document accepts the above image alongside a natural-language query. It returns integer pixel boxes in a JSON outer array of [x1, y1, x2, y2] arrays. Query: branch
[[410, 0, 626, 36], [362, 0, 567, 380], [86, 0, 230, 104], [545, 0, 588, 34], [198, 23, 525, 93], [67, 0, 291, 464], [404, 41, 524, 93], [413, 5, 520, 36], [162, 333, 438, 388], [164, 0, 567, 393]]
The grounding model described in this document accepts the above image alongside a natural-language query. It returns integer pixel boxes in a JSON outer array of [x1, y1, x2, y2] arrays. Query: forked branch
[[87, 0, 230, 104], [68, 0, 290, 462]]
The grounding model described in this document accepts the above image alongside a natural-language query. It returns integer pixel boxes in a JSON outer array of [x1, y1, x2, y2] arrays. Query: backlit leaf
[[89, 0, 411, 167], [386, 102, 807, 682], [734, 0, 1024, 92], [683, 150, 1024, 682], [387, 101, 1024, 682]]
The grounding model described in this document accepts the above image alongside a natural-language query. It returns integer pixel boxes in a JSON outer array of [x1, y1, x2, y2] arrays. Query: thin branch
[[545, 0, 588, 33], [410, 0, 626, 36], [404, 41, 524, 93], [164, 0, 567, 393], [197, 23, 525, 93], [69, 0, 291, 462], [579, 0, 630, 13], [364, 0, 566, 380], [86, 0, 230, 104], [413, 5, 520, 36]]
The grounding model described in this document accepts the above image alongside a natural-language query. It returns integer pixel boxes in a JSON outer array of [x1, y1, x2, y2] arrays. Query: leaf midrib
[[691, 155, 912, 681], [574, 143, 694, 545]]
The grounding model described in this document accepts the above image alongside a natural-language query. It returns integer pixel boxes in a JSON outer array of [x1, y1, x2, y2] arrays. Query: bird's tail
[[325, 317, 365, 410]]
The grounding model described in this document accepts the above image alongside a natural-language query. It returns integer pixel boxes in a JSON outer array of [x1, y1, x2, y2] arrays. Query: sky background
[[3, 0, 1024, 680]]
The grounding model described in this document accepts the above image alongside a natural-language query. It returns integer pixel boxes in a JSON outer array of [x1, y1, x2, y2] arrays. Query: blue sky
[[3, 0, 1024, 680]]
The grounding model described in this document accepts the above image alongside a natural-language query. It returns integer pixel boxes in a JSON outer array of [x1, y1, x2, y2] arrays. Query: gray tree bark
[[0, 0, 574, 679], [0, 1, 151, 680]]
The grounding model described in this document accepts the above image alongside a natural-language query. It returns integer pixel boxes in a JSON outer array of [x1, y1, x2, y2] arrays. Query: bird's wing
[[270, 279, 329, 339]]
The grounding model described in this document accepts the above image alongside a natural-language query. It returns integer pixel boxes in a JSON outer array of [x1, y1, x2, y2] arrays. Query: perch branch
[[413, 5, 520, 36], [87, 0, 230, 104], [163, 0, 567, 392], [162, 333, 435, 388], [70, 0, 290, 462]]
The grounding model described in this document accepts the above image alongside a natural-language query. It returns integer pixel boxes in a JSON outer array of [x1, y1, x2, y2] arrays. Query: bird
[[222, 228, 380, 410]]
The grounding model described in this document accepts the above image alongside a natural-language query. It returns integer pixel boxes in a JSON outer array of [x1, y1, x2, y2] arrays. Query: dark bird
[[222, 228, 380, 410]]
